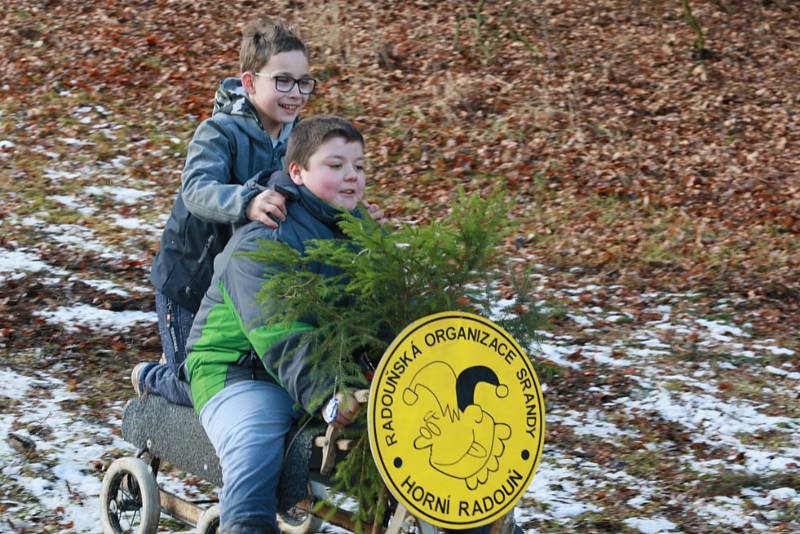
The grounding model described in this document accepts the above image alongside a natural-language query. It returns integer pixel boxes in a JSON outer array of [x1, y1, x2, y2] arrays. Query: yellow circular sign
[[368, 311, 545, 529]]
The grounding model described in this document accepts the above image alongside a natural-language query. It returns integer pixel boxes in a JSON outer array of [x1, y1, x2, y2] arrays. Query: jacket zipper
[[197, 234, 215, 265], [184, 234, 215, 297]]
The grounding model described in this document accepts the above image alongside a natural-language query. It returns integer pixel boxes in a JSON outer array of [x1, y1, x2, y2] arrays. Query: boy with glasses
[[134, 18, 315, 404]]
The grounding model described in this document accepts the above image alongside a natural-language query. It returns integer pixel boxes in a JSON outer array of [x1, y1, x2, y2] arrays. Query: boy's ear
[[287, 161, 304, 186], [240, 72, 256, 95]]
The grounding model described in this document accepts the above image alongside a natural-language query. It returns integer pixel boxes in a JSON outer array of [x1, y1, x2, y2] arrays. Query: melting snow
[[69, 276, 131, 297], [0, 248, 67, 281], [536, 342, 581, 369], [524, 461, 602, 518], [566, 313, 593, 326], [84, 185, 154, 204], [695, 318, 750, 340], [8, 220, 142, 261], [33, 304, 156, 332], [692, 496, 760, 529], [625, 347, 670, 358], [0, 370, 127, 531], [759, 345, 795, 356], [44, 169, 82, 181], [768, 487, 798, 500], [766, 365, 800, 380], [584, 344, 633, 366], [62, 138, 95, 147], [549, 408, 637, 438], [520, 448, 663, 527], [622, 517, 678, 533], [614, 387, 800, 473], [52, 194, 98, 216]]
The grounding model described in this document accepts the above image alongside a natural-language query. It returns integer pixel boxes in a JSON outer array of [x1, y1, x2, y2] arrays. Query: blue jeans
[[141, 291, 194, 406], [200, 380, 301, 530]]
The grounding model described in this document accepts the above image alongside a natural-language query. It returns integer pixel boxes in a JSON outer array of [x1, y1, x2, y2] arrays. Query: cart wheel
[[277, 506, 322, 534], [100, 457, 161, 534], [195, 504, 221, 534]]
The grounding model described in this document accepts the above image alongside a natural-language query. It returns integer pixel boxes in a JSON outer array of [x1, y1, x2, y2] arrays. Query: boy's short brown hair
[[286, 116, 365, 170], [240, 18, 307, 73]]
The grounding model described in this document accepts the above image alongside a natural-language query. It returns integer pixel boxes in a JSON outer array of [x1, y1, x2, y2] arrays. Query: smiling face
[[242, 49, 310, 137], [288, 136, 366, 211]]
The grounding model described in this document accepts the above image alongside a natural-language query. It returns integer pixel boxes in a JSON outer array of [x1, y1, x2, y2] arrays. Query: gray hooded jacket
[[151, 77, 297, 313]]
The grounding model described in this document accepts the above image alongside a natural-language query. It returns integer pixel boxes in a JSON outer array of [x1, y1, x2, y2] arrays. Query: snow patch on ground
[[0, 368, 208, 533], [765, 365, 800, 380], [70, 277, 131, 297], [33, 304, 156, 332], [536, 341, 580, 369], [549, 408, 637, 439], [566, 313, 593, 327], [52, 194, 98, 216], [47, 228, 130, 258], [583, 344, 633, 366], [111, 215, 160, 236], [622, 517, 678, 533], [84, 185, 154, 204], [10, 220, 143, 260], [44, 169, 83, 181], [696, 318, 750, 340], [0, 370, 125, 531], [62, 137, 95, 147], [0, 247, 68, 281], [613, 386, 799, 474], [522, 453, 604, 520], [759, 344, 795, 356], [691, 496, 765, 530]]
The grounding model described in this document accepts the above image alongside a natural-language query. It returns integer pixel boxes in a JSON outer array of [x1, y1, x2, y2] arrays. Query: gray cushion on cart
[[121, 395, 318, 511]]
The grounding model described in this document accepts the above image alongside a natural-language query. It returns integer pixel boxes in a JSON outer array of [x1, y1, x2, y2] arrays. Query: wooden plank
[[385, 502, 410, 534], [319, 425, 341, 476], [159, 489, 202, 525]]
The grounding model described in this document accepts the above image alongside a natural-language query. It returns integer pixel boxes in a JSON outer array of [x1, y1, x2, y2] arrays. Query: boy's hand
[[246, 189, 287, 228], [323, 391, 360, 428], [364, 201, 385, 223]]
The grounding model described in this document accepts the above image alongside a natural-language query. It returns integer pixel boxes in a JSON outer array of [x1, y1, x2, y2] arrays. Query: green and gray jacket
[[185, 182, 360, 414]]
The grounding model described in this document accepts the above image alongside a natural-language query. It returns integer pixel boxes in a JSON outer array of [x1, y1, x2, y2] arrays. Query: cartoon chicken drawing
[[402, 362, 511, 490]]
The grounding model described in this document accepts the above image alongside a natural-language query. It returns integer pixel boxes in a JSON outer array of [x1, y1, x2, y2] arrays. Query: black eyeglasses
[[253, 73, 316, 95]]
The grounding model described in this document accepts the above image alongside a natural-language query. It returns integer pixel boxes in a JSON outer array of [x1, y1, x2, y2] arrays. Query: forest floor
[[1, 1, 798, 532]]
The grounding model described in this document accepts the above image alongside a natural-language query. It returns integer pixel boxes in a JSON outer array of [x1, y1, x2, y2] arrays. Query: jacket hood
[[211, 77, 267, 136], [212, 77, 247, 114]]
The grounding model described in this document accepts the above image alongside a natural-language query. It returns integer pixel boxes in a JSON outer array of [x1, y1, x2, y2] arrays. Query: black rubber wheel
[[99, 457, 161, 534]]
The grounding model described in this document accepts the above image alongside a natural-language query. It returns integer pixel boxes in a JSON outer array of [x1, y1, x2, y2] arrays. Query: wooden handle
[[320, 424, 341, 476]]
